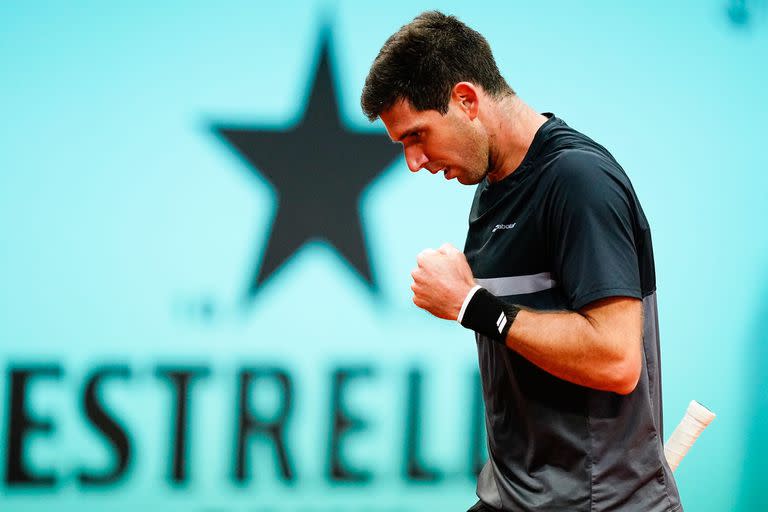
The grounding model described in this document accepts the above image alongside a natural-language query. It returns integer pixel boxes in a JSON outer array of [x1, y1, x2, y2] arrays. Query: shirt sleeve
[[544, 150, 642, 310]]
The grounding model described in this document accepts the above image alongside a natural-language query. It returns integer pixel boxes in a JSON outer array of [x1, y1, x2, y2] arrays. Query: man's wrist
[[457, 285, 482, 324], [457, 287, 520, 344]]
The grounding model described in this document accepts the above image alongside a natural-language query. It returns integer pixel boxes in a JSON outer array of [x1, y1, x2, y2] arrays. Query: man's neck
[[485, 95, 548, 183]]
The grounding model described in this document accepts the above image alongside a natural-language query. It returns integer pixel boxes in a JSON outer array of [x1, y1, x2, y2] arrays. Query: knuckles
[[416, 248, 438, 266]]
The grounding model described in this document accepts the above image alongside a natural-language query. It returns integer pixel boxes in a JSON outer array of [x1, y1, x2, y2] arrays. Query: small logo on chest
[[492, 222, 517, 233]]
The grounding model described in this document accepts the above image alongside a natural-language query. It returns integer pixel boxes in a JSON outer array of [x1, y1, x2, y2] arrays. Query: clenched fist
[[411, 243, 476, 320]]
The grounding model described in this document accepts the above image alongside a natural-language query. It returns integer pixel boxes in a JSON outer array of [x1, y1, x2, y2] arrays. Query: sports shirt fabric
[[464, 114, 682, 511]]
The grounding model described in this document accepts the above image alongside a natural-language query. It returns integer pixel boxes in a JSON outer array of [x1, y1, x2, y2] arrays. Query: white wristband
[[457, 285, 482, 324]]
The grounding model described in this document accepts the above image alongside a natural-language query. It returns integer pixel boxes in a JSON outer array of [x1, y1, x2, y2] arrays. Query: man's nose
[[405, 147, 429, 173]]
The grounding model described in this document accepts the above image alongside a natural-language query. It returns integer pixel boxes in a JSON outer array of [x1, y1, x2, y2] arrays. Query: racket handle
[[664, 400, 716, 472]]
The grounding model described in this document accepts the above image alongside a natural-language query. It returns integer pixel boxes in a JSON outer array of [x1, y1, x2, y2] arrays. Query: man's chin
[[456, 174, 483, 186]]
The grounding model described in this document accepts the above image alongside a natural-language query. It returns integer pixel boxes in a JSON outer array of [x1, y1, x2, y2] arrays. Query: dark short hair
[[361, 11, 513, 122]]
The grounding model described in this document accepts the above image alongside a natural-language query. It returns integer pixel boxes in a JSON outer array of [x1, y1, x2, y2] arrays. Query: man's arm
[[507, 297, 642, 395], [411, 244, 643, 395]]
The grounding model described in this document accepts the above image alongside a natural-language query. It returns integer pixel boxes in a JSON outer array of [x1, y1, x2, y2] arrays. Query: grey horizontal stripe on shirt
[[475, 272, 557, 296]]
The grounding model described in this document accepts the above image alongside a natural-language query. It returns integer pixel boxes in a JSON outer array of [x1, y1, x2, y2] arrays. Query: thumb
[[438, 242, 456, 254]]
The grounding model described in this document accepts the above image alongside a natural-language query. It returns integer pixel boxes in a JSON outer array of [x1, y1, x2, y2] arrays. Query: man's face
[[380, 98, 489, 185]]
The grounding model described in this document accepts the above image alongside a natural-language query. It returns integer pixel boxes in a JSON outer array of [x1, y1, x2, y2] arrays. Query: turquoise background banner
[[1, 1, 766, 510]]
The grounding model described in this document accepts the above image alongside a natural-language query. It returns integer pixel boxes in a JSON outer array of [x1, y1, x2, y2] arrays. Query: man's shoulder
[[534, 145, 635, 220], [542, 142, 629, 192], [539, 119, 621, 171]]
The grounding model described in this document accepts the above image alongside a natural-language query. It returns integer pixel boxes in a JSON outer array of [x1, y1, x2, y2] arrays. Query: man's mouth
[[425, 163, 453, 179]]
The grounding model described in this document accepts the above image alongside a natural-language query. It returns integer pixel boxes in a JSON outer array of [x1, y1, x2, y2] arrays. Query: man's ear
[[452, 82, 480, 120]]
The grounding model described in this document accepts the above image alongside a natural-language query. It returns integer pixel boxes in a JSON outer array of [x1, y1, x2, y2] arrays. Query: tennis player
[[361, 11, 682, 511]]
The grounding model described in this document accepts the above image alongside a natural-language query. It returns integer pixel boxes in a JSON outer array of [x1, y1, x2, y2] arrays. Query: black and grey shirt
[[465, 114, 682, 511]]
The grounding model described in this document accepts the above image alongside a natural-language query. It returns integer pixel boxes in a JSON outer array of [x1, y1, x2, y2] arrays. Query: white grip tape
[[664, 400, 716, 472]]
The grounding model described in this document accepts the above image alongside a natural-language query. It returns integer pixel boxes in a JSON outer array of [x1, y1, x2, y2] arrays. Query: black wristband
[[459, 288, 520, 344]]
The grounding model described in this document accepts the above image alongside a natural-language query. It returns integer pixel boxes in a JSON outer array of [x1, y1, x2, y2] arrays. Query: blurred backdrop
[[1, 1, 767, 510]]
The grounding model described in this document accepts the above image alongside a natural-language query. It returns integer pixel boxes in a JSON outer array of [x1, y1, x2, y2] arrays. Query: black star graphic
[[212, 31, 400, 300]]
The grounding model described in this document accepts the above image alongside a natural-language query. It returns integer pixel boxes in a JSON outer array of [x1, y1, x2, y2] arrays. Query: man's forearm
[[407, 244, 643, 394], [503, 300, 642, 395]]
